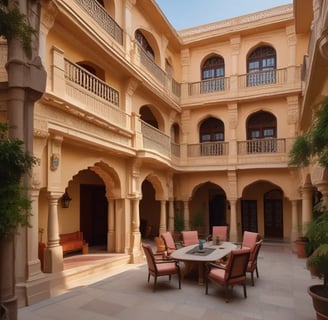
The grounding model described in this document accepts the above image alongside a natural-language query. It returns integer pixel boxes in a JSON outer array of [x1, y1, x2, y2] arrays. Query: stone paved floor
[[19, 242, 318, 320]]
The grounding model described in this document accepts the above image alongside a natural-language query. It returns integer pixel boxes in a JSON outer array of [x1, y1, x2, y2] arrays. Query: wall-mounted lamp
[[61, 191, 72, 208]]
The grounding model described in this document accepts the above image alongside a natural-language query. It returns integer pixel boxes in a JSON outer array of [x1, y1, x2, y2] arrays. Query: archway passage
[[191, 182, 227, 236], [263, 189, 283, 238], [242, 181, 284, 240], [80, 184, 108, 246], [139, 179, 160, 238]]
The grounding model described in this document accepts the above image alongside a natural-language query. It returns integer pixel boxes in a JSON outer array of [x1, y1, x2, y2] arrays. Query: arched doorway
[[264, 189, 283, 239], [190, 182, 227, 236], [139, 180, 160, 238]]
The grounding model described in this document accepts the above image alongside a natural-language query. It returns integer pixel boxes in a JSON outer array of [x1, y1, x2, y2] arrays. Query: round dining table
[[170, 241, 237, 285]]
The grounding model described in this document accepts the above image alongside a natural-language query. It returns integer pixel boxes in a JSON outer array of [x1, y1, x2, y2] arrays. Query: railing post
[[51, 46, 66, 96], [131, 112, 143, 150]]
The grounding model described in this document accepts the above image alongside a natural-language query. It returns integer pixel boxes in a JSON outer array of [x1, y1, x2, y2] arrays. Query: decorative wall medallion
[[50, 153, 59, 171]]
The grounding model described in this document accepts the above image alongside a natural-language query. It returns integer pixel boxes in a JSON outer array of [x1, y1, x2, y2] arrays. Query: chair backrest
[[142, 243, 157, 273], [225, 248, 250, 280], [161, 231, 176, 251], [249, 239, 263, 267], [181, 230, 199, 246], [242, 231, 259, 251], [212, 226, 228, 242]]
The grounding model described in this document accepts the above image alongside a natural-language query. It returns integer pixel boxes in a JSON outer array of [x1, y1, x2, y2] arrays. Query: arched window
[[140, 106, 158, 128], [201, 55, 225, 92], [247, 46, 276, 86], [199, 117, 225, 156], [246, 111, 277, 153], [200, 117, 224, 142], [135, 30, 154, 60]]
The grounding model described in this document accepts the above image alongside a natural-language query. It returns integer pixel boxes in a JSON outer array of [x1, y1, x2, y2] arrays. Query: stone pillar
[[159, 200, 167, 235], [130, 197, 143, 263], [183, 200, 190, 230], [229, 200, 238, 242], [301, 183, 313, 234], [290, 199, 299, 251], [43, 193, 63, 273], [107, 199, 115, 252], [168, 198, 174, 232]]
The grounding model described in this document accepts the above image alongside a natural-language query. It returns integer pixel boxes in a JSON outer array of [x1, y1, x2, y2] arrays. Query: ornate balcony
[[75, 0, 123, 45]]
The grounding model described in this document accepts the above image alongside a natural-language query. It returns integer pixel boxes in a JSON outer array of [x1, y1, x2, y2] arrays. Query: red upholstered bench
[[59, 231, 88, 254]]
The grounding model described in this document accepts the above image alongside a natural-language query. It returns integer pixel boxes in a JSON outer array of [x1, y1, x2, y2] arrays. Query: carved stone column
[[168, 198, 174, 232], [229, 199, 238, 243], [183, 200, 190, 230], [130, 197, 143, 263], [301, 183, 313, 234], [43, 193, 63, 273], [159, 200, 167, 235], [290, 199, 299, 252], [107, 199, 115, 252]]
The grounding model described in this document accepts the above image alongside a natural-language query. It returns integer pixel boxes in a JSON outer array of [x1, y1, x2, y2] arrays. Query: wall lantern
[[61, 191, 72, 208]]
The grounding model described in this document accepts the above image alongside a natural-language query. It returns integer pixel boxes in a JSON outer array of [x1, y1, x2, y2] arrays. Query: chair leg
[[153, 276, 157, 292], [205, 278, 209, 294], [251, 272, 255, 286], [178, 267, 181, 289], [255, 266, 259, 278], [147, 273, 150, 283], [243, 282, 247, 299]]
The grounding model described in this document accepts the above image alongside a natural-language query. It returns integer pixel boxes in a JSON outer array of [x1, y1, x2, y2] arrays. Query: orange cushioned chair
[[161, 231, 179, 256], [211, 226, 229, 242], [247, 239, 263, 286], [181, 230, 199, 246], [205, 248, 251, 302], [142, 243, 181, 292], [241, 231, 259, 252]]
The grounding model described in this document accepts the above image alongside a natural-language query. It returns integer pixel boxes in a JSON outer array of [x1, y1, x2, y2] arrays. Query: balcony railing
[[65, 59, 119, 106], [171, 78, 181, 97], [237, 138, 286, 154], [141, 121, 171, 158], [171, 142, 180, 158], [136, 43, 166, 85], [63, 58, 130, 129], [238, 69, 287, 88], [75, 0, 123, 45], [188, 141, 229, 157], [188, 77, 229, 96]]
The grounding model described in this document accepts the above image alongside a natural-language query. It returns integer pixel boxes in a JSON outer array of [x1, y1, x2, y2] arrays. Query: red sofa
[[59, 231, 87, 254]]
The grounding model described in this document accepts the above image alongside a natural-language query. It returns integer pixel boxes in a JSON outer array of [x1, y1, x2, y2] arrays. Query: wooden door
[[241, 200, 258, 233], [264, 198, 283, 238], [80, 184, 108, 246]]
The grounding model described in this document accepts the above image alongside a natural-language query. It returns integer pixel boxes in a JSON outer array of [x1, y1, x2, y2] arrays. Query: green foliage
[[305, 205, 328, 291], [289, 97, 328, 167], [0, 123, 38, 238], [0, 0, 35, 55], [191, 210, 204, 229], [174, 213, 184, 232]]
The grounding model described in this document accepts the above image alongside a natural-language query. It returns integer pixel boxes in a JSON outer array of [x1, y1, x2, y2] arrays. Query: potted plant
[[289, 97, 328, 319], [306, 206, 328, 319], [0, 123, 38, 317], [173, 212, 184, 242]]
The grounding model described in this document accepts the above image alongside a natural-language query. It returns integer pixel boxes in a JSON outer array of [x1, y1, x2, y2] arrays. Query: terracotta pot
[[308, 285, 328, 319], [295, 239, 307, 258]]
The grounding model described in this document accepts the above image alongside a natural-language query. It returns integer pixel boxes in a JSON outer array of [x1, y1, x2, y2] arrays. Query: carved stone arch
[[139, 104, 165, 131], [145, 173, 166, 200], [240, 179, 285, 197], [134, 27, 161, 65], [246, 110, 277, 140], [246, 42, 276, 60], [88, 161, 121, 198], [191, 181, 227, 198]]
